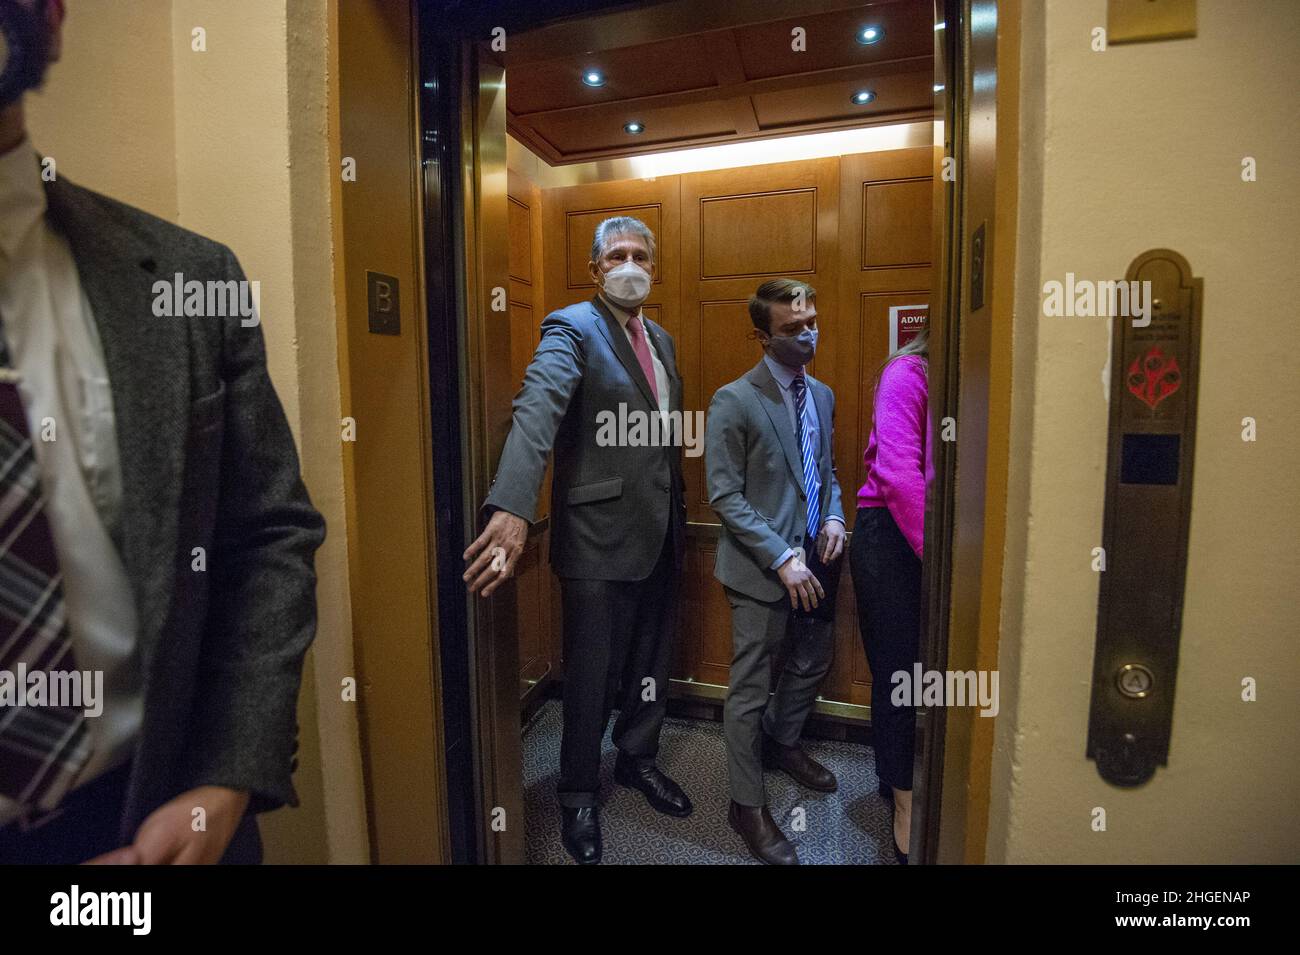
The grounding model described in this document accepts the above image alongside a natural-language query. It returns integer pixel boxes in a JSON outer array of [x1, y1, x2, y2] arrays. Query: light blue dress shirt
[[761, 353, 843, 570]]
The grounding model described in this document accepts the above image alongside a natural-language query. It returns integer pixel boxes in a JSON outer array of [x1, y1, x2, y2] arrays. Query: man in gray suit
[[463, 216, 691, 864], [705, 278, 845, 865], [0, 0, 323, 864]]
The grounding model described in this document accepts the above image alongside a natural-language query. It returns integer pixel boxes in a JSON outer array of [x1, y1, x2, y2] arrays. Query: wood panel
[[864, 178, 933, 268], [526, 147, 931, 714], [698, 188, 818, 277], [823, 147, 932, 707], [680, 158, 839, 524], [835, 147, 932, 536]]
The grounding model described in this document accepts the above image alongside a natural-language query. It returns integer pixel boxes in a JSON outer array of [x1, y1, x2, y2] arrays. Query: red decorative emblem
[[1127, 345, 1181, 410]]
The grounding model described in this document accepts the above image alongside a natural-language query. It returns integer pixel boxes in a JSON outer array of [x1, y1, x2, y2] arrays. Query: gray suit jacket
[[44, 177, 325, 842], [484, 295, 686, 581], [706, 358, 844, 603]]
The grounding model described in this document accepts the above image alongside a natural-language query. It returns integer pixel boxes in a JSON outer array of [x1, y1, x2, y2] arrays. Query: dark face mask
[[763, 326, 818, 367], [0, 1, 53, 109]]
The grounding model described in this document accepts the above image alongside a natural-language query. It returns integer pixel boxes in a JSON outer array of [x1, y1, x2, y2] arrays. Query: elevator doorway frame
[[400, 0, 1015, 865]]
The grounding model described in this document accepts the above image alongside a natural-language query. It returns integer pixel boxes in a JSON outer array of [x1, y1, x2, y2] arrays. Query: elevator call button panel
[[1087, 249, 1202, 787]]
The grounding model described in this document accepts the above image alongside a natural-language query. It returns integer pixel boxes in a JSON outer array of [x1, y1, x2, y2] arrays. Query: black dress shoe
[[614, 754, 693, 817], [560, 806, 601, 865], [728, 801, 799, 865], [762, 733, 837, 792]]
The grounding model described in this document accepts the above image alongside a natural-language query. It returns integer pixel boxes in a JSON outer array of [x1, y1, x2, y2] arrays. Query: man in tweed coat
[[0, 0, 324, 864]]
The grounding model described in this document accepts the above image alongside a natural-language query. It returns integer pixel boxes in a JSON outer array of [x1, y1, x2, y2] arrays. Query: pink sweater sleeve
[[871, 357, 928, 557]]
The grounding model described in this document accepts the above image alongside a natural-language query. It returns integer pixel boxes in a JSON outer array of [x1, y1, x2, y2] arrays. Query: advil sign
[[889, 304, 928, 353]]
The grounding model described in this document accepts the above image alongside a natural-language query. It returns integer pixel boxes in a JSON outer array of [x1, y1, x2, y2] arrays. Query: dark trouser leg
[[557, 576, 635, 808], [723, 587, 790, 806], [849, 506, 922, 792], [0, 754, 261, 865], [611, 530, 678, 762], [762, 614, 835, 746], [218, 814, 264, 864], [0, 761, 131, 864]]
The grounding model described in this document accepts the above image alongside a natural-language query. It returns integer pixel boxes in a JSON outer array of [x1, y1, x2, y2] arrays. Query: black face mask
[[0, 1, 53, 109]]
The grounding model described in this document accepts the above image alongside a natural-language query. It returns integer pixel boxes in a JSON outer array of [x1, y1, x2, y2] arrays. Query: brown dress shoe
[[728, 800, 800, 865], [762, 734, 838, 792]]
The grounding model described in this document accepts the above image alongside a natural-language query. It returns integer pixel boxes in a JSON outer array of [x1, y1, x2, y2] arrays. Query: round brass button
[[1116, 663, 1153, 699]]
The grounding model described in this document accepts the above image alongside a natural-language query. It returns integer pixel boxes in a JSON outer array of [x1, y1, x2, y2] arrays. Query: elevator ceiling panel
[[506, 1, 933, 165]]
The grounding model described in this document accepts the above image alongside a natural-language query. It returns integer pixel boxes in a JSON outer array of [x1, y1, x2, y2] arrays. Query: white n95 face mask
[[600, 261, 652, 310]]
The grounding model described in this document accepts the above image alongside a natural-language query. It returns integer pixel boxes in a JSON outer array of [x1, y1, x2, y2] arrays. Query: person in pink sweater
[[848, 329, 929, 865]]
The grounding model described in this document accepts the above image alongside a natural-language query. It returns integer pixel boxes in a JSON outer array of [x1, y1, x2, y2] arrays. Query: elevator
[[355, 0, 1011, 864]]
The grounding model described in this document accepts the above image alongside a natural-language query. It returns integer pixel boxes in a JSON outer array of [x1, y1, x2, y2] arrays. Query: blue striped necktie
[[791, 372, 821, 543], [0, 319, 92, 811]]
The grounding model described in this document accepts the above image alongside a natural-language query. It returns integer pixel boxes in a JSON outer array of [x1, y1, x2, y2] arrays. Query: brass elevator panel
[[1106, 0, 1197, 45], [1087, 249, 1202, 787]]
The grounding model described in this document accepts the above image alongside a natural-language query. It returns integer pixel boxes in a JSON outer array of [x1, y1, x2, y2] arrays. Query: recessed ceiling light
[[624, 121, 645, 134], [850, 89, 876, 106], [857, 25, 884, 44], [933, 84, 944, 93], [582, 70, 605, 87]]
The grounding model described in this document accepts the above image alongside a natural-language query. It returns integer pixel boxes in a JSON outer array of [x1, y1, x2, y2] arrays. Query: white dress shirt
[[598, 291, 671, 418], [0, 138, 141, 828]]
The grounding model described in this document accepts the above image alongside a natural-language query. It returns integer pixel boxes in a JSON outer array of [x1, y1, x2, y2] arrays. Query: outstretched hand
[[463, 509, 529, 597]]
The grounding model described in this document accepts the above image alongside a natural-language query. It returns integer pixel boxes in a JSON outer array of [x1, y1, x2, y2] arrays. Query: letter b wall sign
[[367, 270, 401, 335]]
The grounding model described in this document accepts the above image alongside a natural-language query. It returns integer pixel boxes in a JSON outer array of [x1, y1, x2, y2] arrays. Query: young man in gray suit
[[705, 279, 845, 865], [463, 216, 691, 864], [0, 0, 324, 864]]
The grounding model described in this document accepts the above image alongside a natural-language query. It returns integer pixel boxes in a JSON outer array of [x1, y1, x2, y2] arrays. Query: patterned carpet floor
[[523, 699, 899, 865]]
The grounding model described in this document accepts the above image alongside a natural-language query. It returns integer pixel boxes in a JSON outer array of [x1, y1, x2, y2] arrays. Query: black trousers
[[556, 524, 678, 808], [0, 760, 263, 865], [849, 506, 922, 792]]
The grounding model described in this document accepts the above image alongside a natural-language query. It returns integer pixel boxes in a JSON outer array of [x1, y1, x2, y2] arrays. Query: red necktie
[[626, 315, 659, 406]]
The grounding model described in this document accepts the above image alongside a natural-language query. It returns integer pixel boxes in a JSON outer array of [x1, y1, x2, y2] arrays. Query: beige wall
[[26, 0, 178, 219], [26, 0, 367, 864], [990, 0, 1300, 863]]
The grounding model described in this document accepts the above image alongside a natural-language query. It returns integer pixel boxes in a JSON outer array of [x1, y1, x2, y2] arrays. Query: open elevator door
[[455, 40, 528, 864], [913, 0, 1008, 865], [417, 0, 1005, 866], [416, 23, 526, 864]]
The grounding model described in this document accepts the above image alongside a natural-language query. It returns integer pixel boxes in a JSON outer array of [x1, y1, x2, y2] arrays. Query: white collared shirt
[[599, 292, 671, 417], [0, 138, 141, 828]]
